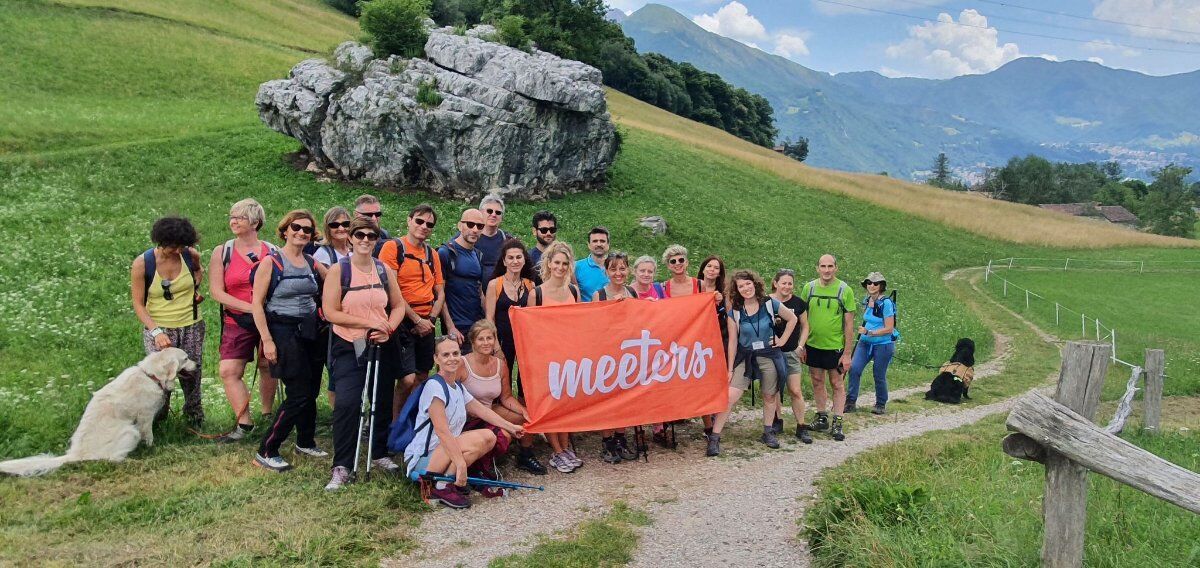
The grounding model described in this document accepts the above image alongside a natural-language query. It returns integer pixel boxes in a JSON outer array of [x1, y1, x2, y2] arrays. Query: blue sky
[[610, 0, 1200, 78]]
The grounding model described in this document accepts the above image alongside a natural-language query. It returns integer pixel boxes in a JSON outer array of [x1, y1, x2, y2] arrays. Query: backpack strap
[[652, 283, 665, 299], [338, 257, 390, 301], [596, 287, 607, 302], [625, 285, 638, 298], [142, 248, 201, 320], [835, 282, 847, 314], [420, 375, 454, 458], [141, 249, 156, 305], [805, 280, 818, 305], [568, 284, 579, 301], [534, 286, 543, 307], [221, 239, 235, 270], [181, 247, 200, 321]]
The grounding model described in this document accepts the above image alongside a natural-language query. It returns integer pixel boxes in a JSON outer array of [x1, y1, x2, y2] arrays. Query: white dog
[[0, 348, 195, 477]]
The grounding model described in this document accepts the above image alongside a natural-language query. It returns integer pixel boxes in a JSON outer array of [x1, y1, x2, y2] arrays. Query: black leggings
[[258, 325, 322, 457], [329, 336, 396, 469]]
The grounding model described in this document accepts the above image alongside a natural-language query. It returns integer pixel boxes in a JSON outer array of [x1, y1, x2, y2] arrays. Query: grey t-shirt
[[265, 255, 319, 317]]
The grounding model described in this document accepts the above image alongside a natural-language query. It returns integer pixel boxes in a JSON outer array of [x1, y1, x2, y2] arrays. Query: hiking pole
[[421, 473, 545, 491], [364, 344, 382, 482], [352, 345, 376, 480]]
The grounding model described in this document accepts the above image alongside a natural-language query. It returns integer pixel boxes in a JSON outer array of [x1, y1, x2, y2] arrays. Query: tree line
[[337, 0, 778, 148]]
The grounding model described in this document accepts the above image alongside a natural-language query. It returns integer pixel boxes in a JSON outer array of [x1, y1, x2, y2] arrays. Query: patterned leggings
[[142, 321, 206, 423]]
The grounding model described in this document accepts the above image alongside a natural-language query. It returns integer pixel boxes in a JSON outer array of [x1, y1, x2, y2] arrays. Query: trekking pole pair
[[352, 344, 383, 481]]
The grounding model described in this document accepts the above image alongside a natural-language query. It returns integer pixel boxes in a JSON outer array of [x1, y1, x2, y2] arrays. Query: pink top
[[461, 356, 502, 406], [333, 261, 389, 343], [635, 284, 665, 300], [223, 241, 273, 323]]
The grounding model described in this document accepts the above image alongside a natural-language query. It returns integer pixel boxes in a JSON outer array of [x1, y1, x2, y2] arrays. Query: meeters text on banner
[[509, 294, 729, 433]]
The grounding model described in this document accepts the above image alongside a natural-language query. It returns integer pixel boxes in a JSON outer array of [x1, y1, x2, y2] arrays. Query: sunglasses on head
[[352, 231, 379, 241], [328, 220, 351, 229], [160, 279, 174, 301], [357, 211, 383, 218], [778, 268, 795, 275], [486, 208, 504, 216], [289, 222, 314, 235], [413, 217, 436, 229], [461, 221, 484, 230], [536, 226, 557, 234], [668, 257, 686, 265]]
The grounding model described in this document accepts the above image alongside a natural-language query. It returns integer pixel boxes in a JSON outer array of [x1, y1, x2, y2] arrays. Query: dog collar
[[138, 365, 171, 393]]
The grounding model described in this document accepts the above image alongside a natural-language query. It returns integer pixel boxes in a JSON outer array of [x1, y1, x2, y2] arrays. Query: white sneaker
[[254, 453, 292, 472], [549, 452, 576, 473], [564, 449, 583, 468], [295, 444, 329, 458], [371, 456, 401, 474], [325, 466, 351, 491]]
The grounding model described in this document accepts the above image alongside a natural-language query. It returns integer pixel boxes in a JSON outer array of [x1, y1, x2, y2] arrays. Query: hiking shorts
[[732, 357, 780, 396], [400, 320, 435, 374], [219, 320, 261, 361], [784, 350, 805, 376], [805, 346, 844, 371]]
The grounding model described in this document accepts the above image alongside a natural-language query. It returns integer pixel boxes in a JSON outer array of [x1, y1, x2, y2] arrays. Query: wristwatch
[[150, 327, 164, 339]]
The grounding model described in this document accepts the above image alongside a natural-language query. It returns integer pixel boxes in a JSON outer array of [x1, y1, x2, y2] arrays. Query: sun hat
[[861, 272, 886, 288]]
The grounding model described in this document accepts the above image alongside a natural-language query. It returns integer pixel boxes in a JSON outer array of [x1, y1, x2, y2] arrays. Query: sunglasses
[[866, 281, 883, 286], [486, 208, 504, 216], [668, 257, 686, 265], [461, 221, 484, 230], [357, 211, 383, 218], [160, 279, 174, 301], [413, 218, 436, 229], [536, 226, 558, 234], [328, 220, 351, 229], [289, 222, 315, 235], [778, 268, 795, 275], [352, 231, 379, 241]]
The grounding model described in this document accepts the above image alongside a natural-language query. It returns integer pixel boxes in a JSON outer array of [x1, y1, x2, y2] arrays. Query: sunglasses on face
[[289, 222, 315, 235], [668, 257, 686, 265], [352, 231, 379, 241], [461, 221, 484, 230], [160, 279, 174, 301], [536, 226, 557, 234], [328, 220, 351, 229], [413, 218, 436, 229], [357, 211, 383, 218], [486, 208, 504, 216], [867, 281, 883, 286]]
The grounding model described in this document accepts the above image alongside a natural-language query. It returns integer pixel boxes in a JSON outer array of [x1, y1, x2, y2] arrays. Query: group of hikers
[[132, 193, 898, 508]]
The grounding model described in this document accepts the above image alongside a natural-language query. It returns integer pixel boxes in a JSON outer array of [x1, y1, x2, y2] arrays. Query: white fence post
[[1111, 329, 1117, 361], [1055, 303, 1061, 326], [1026, 289, 1031, 310], [1081, 314, 1086, 338], [1140, 261, 1145, 273], [1009, 257, 1015, 268], [1064, 258, 1070, 269], [1004, 279, 1008, 297], [986, 260, 992, 282], [1096, 319, 1101, 341]]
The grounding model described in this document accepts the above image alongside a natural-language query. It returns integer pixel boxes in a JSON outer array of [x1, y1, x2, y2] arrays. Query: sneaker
[[564, 449, 583, 468], [811, 412, 830, 431], [796, 425, 813, 445], [254, 453, 292, 472], [761, 429, 780, 449], [772, 416, 784, 435], [705, 434, 721, 457], [468, 467, 505, 498], [871, 405, 886, 415], [295, 444, 329, 458], [325, 466, 351, 491], [614, 434, 639, 461], [831, 416, 845, 441], [516, 452, 548, 475], [426, 482, 472, 509], [215, 424, 253, 444], [601, 437, 622, 464], [549, 452, 576, 473], [371, 457, 402, 474], [844, 401, 857, 413]]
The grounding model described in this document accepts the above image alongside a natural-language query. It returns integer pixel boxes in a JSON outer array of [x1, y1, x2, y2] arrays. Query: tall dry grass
[[606, 90, 1197, 249]]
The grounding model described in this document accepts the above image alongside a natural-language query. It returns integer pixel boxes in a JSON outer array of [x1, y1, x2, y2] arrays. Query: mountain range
[[618, 3, 1200, 181]]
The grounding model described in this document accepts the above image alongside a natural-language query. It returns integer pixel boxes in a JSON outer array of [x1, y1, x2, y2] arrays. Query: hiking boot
[[564, 449, 583, 468], [844, 401, 857, 413], [706, 434, 721, 457], [468, 467, 505, 499], [772, 416, 784, 435], [254, 453, 292, 472], [426, 482, 471, 509], [652, 428, 673, 448], [216, 424, 253, 444], [761, 428, 780, 449], [295, 444, 329, 458], [371, 457, 402, 474], [516, 451, 548, 476], [601, 437, 622, 464], [614, 434, 639, 461], [549, 452, 576, 473], [325, 466, 351, 491], [831, 416, 845, 441], [811, 412, 830, 431], [796, 425, 813, 444], [872, 405, 886, 415]]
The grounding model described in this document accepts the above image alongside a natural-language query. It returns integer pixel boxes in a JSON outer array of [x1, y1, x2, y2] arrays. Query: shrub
[[324, 0, 360, 17], [360, 0, 431, 58], [494, 15, 529, 51], [416, 79, 443, 108]]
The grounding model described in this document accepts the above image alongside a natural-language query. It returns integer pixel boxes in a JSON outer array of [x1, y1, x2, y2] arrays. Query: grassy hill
[[0, 1, 1196, 564]]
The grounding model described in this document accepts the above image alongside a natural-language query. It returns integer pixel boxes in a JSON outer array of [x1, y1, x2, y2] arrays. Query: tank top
[[265, 255, 319, 318], [461, 356, 502, 406], [334, 260, 389, 342], [663, 277, 700, 298], [146, 255, 198, 328], [634, 282, 665, 300], [536, 284, 576, 306], [223, 241, 272, 322], [736, 299, 779, 349], [490, 277, 532, 345]]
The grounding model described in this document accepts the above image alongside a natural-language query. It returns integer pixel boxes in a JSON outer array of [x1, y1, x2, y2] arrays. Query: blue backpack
[[388, 374, 452, 468]]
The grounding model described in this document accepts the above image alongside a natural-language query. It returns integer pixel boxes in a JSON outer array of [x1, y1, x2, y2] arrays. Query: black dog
[[925, 338, 976, 404]]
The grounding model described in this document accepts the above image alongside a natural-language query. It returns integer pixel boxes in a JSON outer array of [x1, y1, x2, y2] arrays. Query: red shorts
[[219, 319, 262, 361]]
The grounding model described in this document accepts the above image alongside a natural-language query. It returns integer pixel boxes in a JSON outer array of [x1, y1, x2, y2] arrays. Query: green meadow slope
[[1, 1, 1197, 565]]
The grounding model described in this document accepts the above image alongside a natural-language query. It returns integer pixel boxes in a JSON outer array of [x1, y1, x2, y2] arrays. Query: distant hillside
[[621, 3, 1200, 180]]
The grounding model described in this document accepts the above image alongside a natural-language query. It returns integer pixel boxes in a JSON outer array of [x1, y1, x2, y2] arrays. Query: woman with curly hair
[[131, 215, 206, 426]]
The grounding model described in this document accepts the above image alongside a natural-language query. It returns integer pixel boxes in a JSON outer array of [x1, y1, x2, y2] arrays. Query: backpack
[[142, 247, 201, 321], [862, 291, 901, 342], [390, 237, 436, 280], [730, 297, 778, 325], [595, 285, 638, 301], [439, 241, 483, 282], [220, 239, 278, 271], [804, 279, 849, 315], [490, 277, 534, 302], [254, 251, 323, 305], [337, 256, 390, 301], [533, 283, 579, 306], [388, 374, 452, 461]]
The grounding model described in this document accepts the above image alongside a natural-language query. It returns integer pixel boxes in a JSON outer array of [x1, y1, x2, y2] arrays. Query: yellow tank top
[[146, 259, 197, 328]]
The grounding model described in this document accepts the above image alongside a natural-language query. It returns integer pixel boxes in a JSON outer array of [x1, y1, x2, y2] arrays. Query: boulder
[[256, 30, 618, 200]]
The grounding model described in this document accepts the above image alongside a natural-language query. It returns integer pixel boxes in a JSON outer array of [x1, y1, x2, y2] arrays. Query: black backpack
[[142, 248, 201, 321]]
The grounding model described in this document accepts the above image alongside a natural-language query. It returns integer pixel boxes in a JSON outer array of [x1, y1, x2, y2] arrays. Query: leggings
[[846, 341, 895, 407]]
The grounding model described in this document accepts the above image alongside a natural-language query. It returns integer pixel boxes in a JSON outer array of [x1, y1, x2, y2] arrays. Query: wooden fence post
[[1042, 342, 1111, 568], [1143, 349, 1164, 431]]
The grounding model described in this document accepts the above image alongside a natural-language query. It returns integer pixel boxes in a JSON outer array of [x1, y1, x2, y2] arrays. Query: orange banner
[[510, 294, 729, 433]]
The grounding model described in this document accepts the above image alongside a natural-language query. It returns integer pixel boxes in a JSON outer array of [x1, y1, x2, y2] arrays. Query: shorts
[[784, 351, 804, 376], [805, 345, 844, 371], [406, 454, 431, 480], [731, 357, 780, 396], [219, 319, 261, 361], [400, 320, 435, 374]]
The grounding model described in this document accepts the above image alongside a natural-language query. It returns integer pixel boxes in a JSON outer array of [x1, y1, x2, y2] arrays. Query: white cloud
[[813, 0, 954, 16], [1083, 39, 1142, 57], [884, 9, 1022, 78], [1038, 53, 1060, 62], [1094, 0, 1200, 42], [1087, 56, 1105, 64], [693, 1, 768, 45], [773, 33, 811, 59]]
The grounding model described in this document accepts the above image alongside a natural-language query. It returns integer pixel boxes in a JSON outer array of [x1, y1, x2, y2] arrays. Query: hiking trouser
[[143, 320, 205, 424], [259, 319, 322, 457], [847, 341, 895, 407], [329, 335, 396, 469]]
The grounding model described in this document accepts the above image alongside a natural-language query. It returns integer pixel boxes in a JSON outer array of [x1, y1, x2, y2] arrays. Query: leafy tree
[[781, 136, 808, 162], [495, 14, 530, 49], [1102, 160, 1123, 182], [360, 0, 431, 58], [1139, 164, 1198, 237]]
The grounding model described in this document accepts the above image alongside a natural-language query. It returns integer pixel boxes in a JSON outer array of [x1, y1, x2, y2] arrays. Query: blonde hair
[[230, 198, 266, 231], [539, 241, 575, 282], [661, 244, 688, 265], [468, 320, 499, 351]]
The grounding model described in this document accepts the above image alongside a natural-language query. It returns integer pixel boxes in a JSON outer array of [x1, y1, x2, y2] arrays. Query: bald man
[[800, 254, 857, 441], [439, 208, 487, 352]]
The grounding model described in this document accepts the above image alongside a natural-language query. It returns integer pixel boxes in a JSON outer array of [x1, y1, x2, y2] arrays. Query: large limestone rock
[[256, 28, 618, 200]]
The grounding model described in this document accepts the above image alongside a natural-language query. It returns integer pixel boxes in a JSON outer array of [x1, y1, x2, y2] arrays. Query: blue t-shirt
[[859, 296, 896, 345], [475, 230, 508, 280], [574, 256, 609, 302], [438, 240, 484, 331], [736, 298, 781, 349]]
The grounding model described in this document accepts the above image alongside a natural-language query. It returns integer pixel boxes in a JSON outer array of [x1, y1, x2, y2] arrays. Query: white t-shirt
[[404, 375, 475, 474], [313, 245, 351, 267]]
